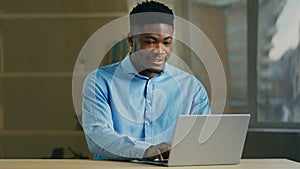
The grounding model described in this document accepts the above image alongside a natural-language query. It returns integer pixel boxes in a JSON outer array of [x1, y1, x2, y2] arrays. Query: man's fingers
[[157, 142, 171, 159], [156, 149, 164, 161], [144, 142, 172, 161]]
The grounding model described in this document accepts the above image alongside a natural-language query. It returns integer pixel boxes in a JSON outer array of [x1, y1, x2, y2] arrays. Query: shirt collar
[[120, 53, 139, 75]]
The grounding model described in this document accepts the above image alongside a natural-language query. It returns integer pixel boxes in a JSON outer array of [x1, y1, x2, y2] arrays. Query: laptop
[[134, 114, 250, 167]]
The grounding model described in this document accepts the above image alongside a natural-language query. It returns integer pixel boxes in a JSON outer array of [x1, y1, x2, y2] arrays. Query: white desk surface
[[0, 159, 299, 169]]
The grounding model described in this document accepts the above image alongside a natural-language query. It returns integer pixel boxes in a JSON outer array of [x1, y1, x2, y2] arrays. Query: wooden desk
[[0, 159, 299, 169]]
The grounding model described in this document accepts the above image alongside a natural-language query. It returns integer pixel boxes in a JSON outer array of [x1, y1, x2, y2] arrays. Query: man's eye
[[145, 41, 155, 45], [163, 41, 171, 45]]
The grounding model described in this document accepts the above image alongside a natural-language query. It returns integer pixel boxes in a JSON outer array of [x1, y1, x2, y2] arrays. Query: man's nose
[[153, 43, 164, 54]]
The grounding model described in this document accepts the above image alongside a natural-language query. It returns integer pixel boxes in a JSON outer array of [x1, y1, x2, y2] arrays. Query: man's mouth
[[150, 56, 164, 64]]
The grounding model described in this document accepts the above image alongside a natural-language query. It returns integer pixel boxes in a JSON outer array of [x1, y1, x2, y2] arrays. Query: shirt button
[[145, 122, 150, 126]]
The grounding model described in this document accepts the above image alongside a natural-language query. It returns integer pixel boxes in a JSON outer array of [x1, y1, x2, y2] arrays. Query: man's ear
[[127, 33, 134, 48]]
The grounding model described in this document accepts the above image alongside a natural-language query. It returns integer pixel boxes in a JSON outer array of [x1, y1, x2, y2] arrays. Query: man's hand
[[144, 142, 172, 161]]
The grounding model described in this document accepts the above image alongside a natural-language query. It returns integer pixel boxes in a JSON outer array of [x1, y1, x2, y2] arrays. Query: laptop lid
[[168, 114, 250, 166]]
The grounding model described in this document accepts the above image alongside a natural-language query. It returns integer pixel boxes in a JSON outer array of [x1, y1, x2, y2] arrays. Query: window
[[256, 0, 300, 124]]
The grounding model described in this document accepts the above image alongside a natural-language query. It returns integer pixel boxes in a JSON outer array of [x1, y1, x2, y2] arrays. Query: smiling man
[[82, 0, 211, 162]]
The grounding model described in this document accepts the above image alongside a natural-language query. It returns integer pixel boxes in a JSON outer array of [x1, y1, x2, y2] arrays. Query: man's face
[[129, 23, 173, 73]]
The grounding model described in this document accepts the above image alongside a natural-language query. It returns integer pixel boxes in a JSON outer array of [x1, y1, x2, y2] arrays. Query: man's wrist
[[131, 141, 152, 159]]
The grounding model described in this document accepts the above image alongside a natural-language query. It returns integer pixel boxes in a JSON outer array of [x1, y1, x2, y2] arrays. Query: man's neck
[[139, 69, 162, 78]]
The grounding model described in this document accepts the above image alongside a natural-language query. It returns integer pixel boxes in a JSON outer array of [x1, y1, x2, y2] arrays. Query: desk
[[0, 159, 299, 169]]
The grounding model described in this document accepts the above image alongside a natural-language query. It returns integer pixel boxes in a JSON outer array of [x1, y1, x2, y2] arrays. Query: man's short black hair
[[129, 0, 174, 31], [130, 0, 173, 15]]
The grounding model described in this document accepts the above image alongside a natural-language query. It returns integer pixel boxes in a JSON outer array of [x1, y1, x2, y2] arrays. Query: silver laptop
[[136, 114, 250, 167]]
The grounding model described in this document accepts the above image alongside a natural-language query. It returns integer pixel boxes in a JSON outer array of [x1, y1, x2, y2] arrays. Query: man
[[82, 0, 211, 161]]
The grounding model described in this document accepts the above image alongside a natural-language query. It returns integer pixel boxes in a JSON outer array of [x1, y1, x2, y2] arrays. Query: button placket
[[144, 79, 153, 139]]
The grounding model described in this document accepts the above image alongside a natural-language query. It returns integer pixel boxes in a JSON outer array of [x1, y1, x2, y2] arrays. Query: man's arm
[[190, 81, 212, 115], [82, 72, 151, 160]]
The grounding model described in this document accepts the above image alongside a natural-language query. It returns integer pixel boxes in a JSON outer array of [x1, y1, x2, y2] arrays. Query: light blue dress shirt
[[82, 53, 211, 160]]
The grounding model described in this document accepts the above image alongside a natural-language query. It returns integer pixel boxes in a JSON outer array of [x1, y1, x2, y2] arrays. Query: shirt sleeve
[[82, 72, 151, 160], [190, 81, 212, 115]]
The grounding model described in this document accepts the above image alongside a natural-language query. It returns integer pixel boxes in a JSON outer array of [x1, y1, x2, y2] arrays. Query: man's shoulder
[[98, 62, 121, 73], [85, 62, 121, 81], [95, 62, 121, 75]]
